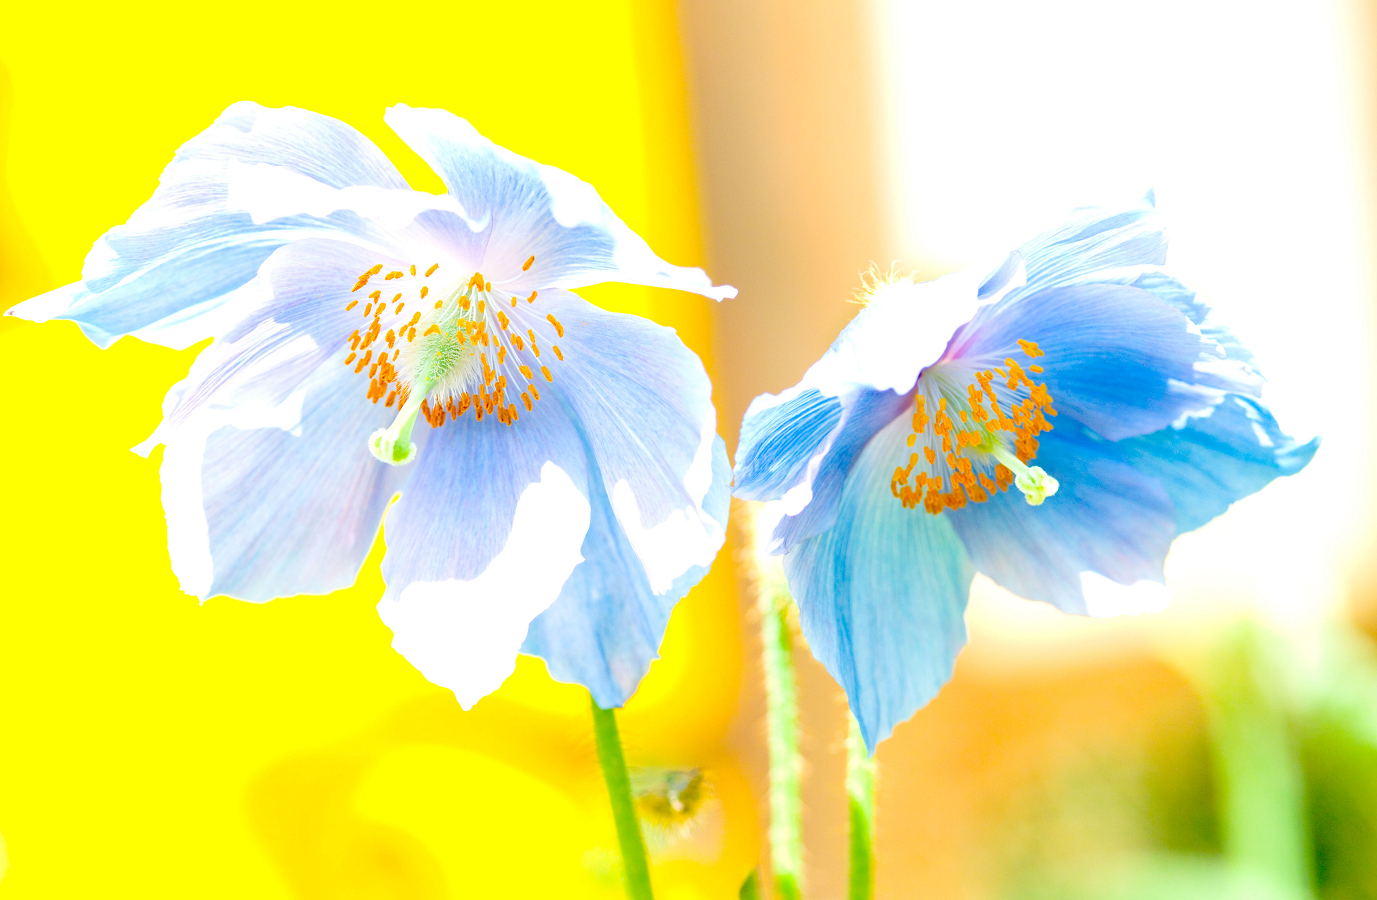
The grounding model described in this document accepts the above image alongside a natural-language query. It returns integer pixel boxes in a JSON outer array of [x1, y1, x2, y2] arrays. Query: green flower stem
[[1193, 624, 1312, 895], [739, 869, 762, 900], [845, 713, 876, 900], [758, 564, 804, 900], [590, 696, 655, 900]]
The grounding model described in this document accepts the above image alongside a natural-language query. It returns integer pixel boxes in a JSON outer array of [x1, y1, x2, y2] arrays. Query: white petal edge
[[608, 412, 725, 595], [1079, 571, 1171, 617], [377, 461, 592, 708]]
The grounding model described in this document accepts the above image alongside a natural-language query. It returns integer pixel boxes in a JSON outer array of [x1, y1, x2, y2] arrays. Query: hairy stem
[[591, 697, 655, 900], [846, 713, 876, 900]]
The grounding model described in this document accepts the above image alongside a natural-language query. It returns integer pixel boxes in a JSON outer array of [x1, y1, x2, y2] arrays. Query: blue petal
[[947, 421, 1177, 615], [377, 387, 592, 709], [168, 366, 411, 602], [526, 289, 727, 599], [8, 102, 428, 349], [734, 388, 843, 501], [784, 414, 974, 751], [522, 436, 731, 707], [142, 239, 412, 602], [1117, 394, 1319, 535], [383, 104, 736, 301], [1017, 202, 1165, 289], [769, 388, 909, 553], [956, 282, 1254, 440]]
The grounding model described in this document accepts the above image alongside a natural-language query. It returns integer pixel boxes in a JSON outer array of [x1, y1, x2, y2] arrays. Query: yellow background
[[0, 1, 754, 896]]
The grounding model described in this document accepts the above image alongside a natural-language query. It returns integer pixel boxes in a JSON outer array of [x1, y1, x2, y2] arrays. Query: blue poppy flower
[[8, 102, 735, 710], [733, 197, 1317, 750]]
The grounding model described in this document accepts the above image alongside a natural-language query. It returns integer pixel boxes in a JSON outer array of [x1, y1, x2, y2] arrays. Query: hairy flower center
[[890, 339, 1059, 514], [340, 257, 568, 465]]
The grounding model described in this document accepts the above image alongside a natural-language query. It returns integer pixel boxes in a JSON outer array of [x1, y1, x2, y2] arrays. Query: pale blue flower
[[733, 198, 1317, 750], [9, 102, 735, 709]]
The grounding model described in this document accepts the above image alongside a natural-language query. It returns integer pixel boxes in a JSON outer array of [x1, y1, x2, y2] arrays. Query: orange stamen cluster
[[343, 255, 564, 432], [890, 340, 1056, 515]]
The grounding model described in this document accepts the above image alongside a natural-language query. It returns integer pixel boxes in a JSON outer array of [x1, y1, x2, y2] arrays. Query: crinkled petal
[[947, 421, 1177, 616], [733, 388, 843, 502], [136, 239, 405, 447], [142, 239, 411, 601], [519, 289, 728, 598], [7, 102, 454, 349], [732, 265, 1015, 514], [953, 282, 1258, 440], [522, 436, 731, 707], [377, 393, 591, 709], [768, 388, 910, 554], [1118, 394, 1319, 535], [785, 414, 974, 751], [157, 355, 408, 602], [1017, 203, 1164, 289], [383, 104, 735, 300]]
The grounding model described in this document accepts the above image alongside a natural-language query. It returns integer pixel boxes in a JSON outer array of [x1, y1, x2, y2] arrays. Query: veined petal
[[142, 239, 412, 601], [733, 388, 843, 503], [1017, 196, 1165, 290], [158, 358, 409, 602], [377, 393, 591, 709], [7, 102, 448, 349], [383, 105, 736, 300], [1118, 394, 1319, 536], [380, 461, 591, 710], [947, 421, 1177, 616], [732, 265, 1015, 517], [522, 436, 731, 708], [785, 414, 974, 751], [522, 289, 728, 597], [768, 388, 910, 554], [953, 282, 1258, 440], [136, 239, 404, 446]]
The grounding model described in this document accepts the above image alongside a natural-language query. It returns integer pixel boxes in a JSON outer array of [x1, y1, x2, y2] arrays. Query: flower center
[[890, 339, 1059, 513], [340, 257, 568, 465]]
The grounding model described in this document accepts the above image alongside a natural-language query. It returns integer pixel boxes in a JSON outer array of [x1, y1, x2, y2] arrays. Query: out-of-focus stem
[[758, 558, 804, 899], [591, 696, 655, 900], [846, 713, 876, 900]]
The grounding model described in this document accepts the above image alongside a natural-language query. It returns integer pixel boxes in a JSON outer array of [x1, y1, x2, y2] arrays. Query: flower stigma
[[890, 339, 1059, 513], [342, 260, 568, 466]]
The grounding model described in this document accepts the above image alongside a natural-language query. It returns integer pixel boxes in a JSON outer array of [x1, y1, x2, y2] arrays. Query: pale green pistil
[[989, 443, 1059, 505]]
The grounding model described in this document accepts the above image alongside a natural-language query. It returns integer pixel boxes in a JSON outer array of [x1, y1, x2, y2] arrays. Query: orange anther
[[420, 285, 429, 299], [385, 271, 403, 280], [546, 314, 564, 337], [519, 365, 533, 379], [363, 303, 373, 317], [344, 352, 356, 364], [426, 263, 439, 277], [345, 300, 358, 311], [522, 392, 532, 411], [529, 384, 540, 401], [1017, 339, 1044, 358], [527, 291, 537, 303], [523, 255, 535, 271], [552, 345, 563, 361], [410, 265, 417, 276], [924, 446, 937, 465], [541, 365, 552, 382], [369, 290, 381, 301], [498, 311, 509, 330], [424, 324, 441, 336]]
